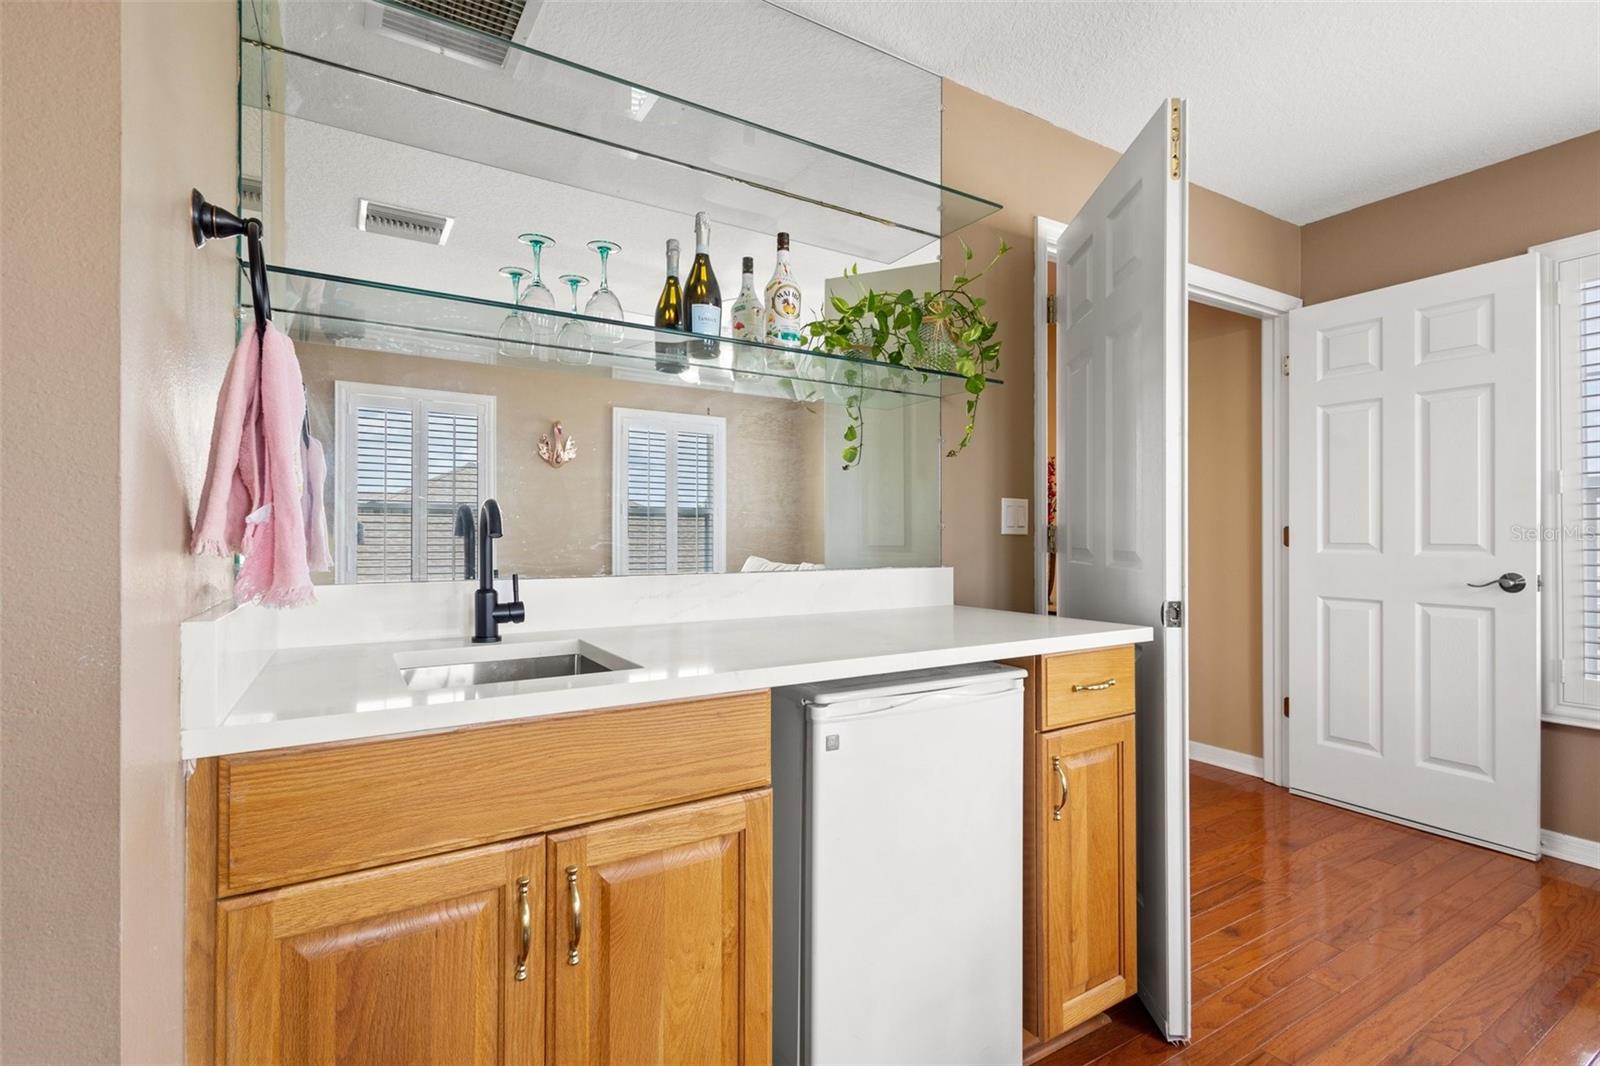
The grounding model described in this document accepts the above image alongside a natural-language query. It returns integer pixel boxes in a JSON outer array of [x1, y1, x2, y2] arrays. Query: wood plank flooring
[[1041, 763, 1600, 1066]]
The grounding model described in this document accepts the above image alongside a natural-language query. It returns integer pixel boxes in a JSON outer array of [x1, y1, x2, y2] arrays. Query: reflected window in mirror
[[333, 381, 497, 583], [612, 408, 725, 576]]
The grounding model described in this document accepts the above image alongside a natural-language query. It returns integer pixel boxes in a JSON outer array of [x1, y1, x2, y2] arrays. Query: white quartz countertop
[[182, 606, 1152, 758]]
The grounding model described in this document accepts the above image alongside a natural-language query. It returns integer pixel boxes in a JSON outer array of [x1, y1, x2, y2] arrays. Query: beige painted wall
[[1, 4, 124, 1060], [1301, 128, 1600, 843], [939, 83, 1302, 612], [298, 344, 826, 579], [118, 2, 239, 1061], [1187, 303, 1263, 759], [3, 3, 236, 1061], [1302, 132, 1600, 305]]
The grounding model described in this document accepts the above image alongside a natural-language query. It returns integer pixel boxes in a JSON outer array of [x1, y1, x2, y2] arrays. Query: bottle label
[[769, 283, 801, 322], [690, 304, 721, 336]]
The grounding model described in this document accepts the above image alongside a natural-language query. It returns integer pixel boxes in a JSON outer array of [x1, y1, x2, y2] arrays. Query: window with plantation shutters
[[334, 382, 496, 584], [1553, 251, 1600, 719], [612, 408, 726, 576]]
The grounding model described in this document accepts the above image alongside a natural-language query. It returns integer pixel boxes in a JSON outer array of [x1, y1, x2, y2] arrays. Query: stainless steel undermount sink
[[395, 640, 640, 692]]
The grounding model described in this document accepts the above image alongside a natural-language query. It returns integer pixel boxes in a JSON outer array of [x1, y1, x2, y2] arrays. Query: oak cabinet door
[[218, 837, 544, 1066], [1039, 715, 1137, 1038], [550, 790, 772, 1066]]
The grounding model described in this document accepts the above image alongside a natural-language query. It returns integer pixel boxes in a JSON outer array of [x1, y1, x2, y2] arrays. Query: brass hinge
[[1169, 98, 1182, 180], [1282, 525, 1289, 548], [1046, 294, 1058, 324], [1283, 697, 1290, 718]]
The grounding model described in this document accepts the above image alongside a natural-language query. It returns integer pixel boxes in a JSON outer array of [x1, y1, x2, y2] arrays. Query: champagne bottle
[[729, 255, 765, 380], [684, 211, 722, 361], [653, 238, 688, 373], [764, 231, 802, 370]]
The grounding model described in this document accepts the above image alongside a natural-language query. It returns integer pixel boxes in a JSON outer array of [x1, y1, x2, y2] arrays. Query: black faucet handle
[[506, 574, 526, 624]]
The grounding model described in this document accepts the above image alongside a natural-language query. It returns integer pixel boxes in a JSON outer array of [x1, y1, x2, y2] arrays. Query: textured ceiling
[[774, 0, 1600, 224]]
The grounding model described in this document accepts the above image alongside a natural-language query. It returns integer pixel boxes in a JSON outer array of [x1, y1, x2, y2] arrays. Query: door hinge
[[1283, 697, 1290, 718], [1046, 522, 1059, 553], [1282, 525, 1289, 548], [1162, 600, 1183, 628], [1169, 98, 1182, 180], [1282, 352, 1290, 377], [1046, 293, 1058, 324]]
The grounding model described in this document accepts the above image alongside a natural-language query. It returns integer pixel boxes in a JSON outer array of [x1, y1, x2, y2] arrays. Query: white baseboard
[[1188, 741, 1265, 779], [1541, 828, 1600, 870]]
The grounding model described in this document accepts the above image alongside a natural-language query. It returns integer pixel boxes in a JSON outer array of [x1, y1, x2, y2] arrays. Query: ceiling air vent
[[366, 0, 538, 70], [358, 199, 456, 246]]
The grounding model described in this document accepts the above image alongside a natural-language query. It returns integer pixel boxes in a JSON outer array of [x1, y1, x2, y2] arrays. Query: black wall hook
[[192, 188, 271, 338]]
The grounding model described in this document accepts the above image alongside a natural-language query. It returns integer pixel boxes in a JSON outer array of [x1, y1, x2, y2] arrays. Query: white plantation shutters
[[612, 408, 725, 575], [423, 408, 484, 580], [335, 382, 496, 583], [352, 404, 415, 583], [1555, 252, 1600, 713]]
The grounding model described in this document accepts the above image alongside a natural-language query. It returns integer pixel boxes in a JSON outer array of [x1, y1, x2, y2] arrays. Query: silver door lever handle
[[1467, 573, 1526, 593]]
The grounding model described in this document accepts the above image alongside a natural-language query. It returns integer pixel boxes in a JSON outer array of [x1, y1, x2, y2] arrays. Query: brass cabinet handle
[[1052, 756, 1069, 821], [1071, 677, 1117, 693], [514, 877, 531, 982], [565, 865, 582, 966]]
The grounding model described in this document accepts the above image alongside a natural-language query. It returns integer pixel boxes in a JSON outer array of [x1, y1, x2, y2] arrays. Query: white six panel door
[[1056, 98, 1190, 1041], [1287, 254, 1540, 857]]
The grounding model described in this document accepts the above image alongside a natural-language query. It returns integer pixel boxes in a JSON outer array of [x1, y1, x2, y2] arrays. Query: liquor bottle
[[653, 238, 688, 373], [684, 211, 722, 361], [764, 231, 802, 370], [729, 255, 765, 380]]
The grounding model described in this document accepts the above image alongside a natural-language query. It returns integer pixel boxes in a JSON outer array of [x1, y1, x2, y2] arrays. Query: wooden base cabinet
[[1015, 650, 1138, 1053], [551, 791, 772, 1066], [191, 692, 774, 1066], [217, 838, 546, 1066], [1036, 716, 1137, 1037]]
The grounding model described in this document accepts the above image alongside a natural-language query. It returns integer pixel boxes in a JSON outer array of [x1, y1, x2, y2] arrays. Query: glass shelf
[[240, 1, 1000, 262], [247, 262, 1000, 408]]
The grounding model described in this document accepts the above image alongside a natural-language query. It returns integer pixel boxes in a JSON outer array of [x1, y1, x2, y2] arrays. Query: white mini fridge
[[772, 663, 1025, 1066]]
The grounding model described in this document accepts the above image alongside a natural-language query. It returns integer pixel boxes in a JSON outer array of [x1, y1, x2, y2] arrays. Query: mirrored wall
[[238, 0, 986, 583]]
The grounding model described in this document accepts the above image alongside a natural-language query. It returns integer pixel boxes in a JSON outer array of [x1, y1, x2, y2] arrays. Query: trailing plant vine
[[804, 239, 1008, 469]]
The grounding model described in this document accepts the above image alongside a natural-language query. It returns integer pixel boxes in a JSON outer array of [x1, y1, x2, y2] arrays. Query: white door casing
[[1055, 98, 1190, 1042], [1287, 254, 1540, 857]]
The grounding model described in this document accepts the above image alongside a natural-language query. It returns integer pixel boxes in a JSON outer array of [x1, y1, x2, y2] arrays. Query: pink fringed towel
[[191, 323, 330, 606]]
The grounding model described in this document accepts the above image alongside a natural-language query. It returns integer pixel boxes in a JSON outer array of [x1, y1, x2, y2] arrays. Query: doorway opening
[[1187, 304, 1265, 775]]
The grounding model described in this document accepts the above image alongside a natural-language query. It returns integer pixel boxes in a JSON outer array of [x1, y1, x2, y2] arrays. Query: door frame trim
[[1031, 241, 1300, 786], [1187, 267, 1300, 788]]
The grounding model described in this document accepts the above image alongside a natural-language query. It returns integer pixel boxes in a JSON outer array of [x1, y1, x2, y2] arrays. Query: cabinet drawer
[[1040, 647, 1135, 730], [215, 691, 770, 895]]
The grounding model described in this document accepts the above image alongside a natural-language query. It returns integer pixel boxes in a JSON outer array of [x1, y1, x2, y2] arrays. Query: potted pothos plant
[[804, 239, 1008, 469]]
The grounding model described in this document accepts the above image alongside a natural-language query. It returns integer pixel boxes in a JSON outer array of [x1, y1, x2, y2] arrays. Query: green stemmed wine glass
[[554, 273, 591, 366], [517, 232, 557, 345], [495, 266, 533, 358], [584, 239, 624, 350]]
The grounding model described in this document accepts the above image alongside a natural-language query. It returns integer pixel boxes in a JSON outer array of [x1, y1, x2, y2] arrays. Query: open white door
[[1286, 254, 1540, 857], [1055, 98, 1190, 1042]]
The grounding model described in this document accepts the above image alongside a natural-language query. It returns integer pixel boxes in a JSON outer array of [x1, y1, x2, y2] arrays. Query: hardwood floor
[[1040, 763, 1600, 1066]]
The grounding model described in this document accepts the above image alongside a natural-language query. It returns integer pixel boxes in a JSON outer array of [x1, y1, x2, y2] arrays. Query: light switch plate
[[1000, 497, 1029, 535]]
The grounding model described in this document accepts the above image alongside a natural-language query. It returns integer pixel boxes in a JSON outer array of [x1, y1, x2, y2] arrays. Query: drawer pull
[[1051, 756, 1070, 821], [1071, 677, 1117, 693], [514, 877, 531, 981], [566, 865, 583, 966]]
